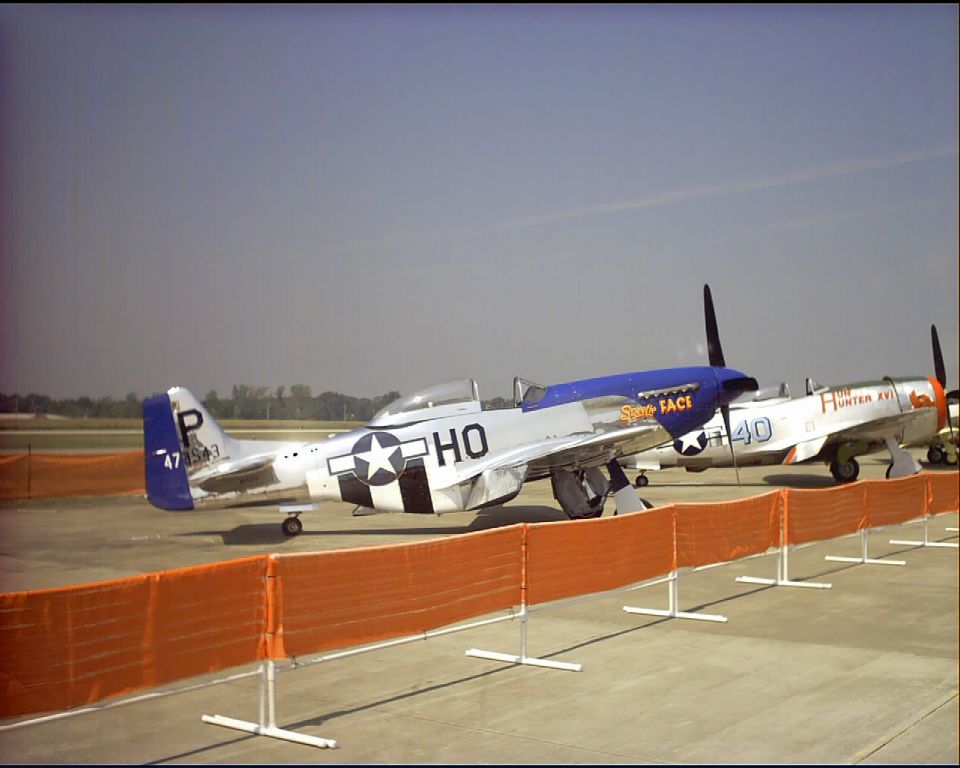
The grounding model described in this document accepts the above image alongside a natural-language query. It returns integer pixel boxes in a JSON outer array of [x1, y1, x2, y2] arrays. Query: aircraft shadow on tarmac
[[760, 473, 838, 489], [637, 474, 837, 489], [177, 504, 569, 546]]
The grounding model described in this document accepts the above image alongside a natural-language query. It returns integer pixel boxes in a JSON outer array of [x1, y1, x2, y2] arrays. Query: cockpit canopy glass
[[373, 378, 480, 421], [514, 377, 547, 407]]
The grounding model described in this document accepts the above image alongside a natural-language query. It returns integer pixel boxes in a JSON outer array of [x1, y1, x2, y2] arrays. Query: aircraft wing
[[821, 411, 932, 444], [785, 410, 929, 464], [448, 423, 664, 486]]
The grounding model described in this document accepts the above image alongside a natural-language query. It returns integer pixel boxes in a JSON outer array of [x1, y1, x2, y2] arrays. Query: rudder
[[143, 391, 193, 510]]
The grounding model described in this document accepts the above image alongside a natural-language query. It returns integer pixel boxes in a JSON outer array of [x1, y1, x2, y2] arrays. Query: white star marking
[[677, 431, 705, 453], [355, 434, 399, 478]]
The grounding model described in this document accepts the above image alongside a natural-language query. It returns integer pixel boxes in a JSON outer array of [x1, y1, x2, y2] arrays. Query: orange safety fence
[[524, 507, 676, 606], [674, 492, 782, 569], [0, 555, 268, 719], [3, 473, 958, 720], [0, 455, 29, 500], [785, 482, 867, 546], [267, 525, 524, 659], [863, 475, 928, 528], [926, 471, 960, 515], [0, 451, 146, 501]]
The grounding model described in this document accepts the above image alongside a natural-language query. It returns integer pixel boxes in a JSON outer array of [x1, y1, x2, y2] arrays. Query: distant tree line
[[0, 387, 518, 421], [202, 385, 405, 421], [0, 386, 400, 422]]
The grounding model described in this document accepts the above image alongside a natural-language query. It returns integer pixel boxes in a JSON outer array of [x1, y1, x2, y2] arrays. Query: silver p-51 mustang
[[143, 286, 758, 535]]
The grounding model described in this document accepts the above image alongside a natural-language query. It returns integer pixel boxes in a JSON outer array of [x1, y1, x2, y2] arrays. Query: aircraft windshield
[[514, 377, 547, 407], [373, 379, 480, 421]]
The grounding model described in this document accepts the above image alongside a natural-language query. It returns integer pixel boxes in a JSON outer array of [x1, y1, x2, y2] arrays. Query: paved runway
[[0, 451, 957, 763]]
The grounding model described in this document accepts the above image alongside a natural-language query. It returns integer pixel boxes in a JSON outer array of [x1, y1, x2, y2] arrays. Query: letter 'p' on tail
[[143, 387, 234, 511]]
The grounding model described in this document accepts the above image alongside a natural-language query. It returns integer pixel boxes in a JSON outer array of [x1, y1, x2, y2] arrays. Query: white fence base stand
[[202, 660, 338, 750], [202, 714, 337, 749], [889, 516, 959, 550], [622, 570, 727, 623], [464, 648, 582, 672], [736, 543, 832, 589], [824, 529, 906, 567], [466, 605, 582, 672]]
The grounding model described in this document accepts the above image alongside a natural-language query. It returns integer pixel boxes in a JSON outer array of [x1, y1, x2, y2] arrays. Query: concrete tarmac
[[0, 451, 957, 764]]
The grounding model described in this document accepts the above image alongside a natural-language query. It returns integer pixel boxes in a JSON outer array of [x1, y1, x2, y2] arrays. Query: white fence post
[[622, 569, 728, 623], [889, 515, 959, 549], [736, 498, 831, 589], [202, 659, 339, 749], [824, 528, 905, 566], [465, 528, 583, 672]]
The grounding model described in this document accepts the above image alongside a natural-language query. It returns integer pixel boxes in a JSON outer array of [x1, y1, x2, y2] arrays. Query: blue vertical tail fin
[[143, 390, 194, 510]]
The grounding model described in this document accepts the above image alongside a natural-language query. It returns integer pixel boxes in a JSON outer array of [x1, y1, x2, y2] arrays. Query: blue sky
[[1, 4, 957, 402]]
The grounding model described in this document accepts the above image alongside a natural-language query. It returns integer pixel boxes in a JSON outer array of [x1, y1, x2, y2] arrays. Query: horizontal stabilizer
[[190, 453, 277, 484]]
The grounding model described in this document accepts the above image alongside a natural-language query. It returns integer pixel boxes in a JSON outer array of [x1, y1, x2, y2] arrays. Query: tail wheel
[[281, 516, 303, 537]]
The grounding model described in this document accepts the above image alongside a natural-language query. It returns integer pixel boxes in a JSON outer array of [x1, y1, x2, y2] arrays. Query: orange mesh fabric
[[0, 556, 267, 719], [0, 452, 146, 500], [268, 525, 523, 659], [524, 507, 675, 606], [0, 455, 29, 500], [785, 483, 867, 546], [674, 492, 782, 569], [926, 471, 959, 515], [863, 475, 927, 528]]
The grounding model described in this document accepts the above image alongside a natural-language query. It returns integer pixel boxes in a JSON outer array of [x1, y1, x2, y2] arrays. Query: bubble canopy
[[369, 379, 482, 426]]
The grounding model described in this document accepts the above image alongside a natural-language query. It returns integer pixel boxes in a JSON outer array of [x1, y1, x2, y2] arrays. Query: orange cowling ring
[[928, 376, 947, 431]]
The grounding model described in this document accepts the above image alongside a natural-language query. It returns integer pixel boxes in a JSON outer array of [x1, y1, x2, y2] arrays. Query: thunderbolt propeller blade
[[932, 324, 955, 440], [932, 325, 946, 389]]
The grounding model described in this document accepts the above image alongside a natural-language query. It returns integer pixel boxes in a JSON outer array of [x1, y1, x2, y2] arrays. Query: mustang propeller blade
[[703, 284, 758, 485], [704, 284, 725, 369]]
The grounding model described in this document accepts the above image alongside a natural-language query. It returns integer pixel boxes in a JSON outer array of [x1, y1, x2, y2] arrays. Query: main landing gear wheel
[[281, 516, 303, 537], [830, 458, 860, 483], [634, 473, 649, 488], [927, 446, 946, 464], [579, 497, 606, 519]]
